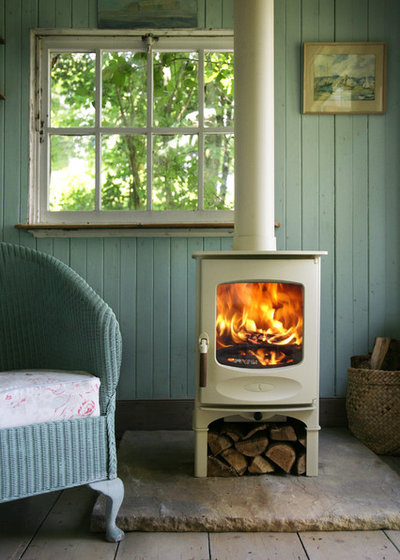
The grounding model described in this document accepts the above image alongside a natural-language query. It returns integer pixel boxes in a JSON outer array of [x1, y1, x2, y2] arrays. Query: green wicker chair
[[0, 242, 124, 542]]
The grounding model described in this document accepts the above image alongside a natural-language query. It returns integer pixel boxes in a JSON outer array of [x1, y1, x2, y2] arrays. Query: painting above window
[[31, 32, 234, 226]]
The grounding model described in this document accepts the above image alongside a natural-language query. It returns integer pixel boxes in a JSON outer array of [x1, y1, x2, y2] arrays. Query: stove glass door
[[216, 282, 303, 369]]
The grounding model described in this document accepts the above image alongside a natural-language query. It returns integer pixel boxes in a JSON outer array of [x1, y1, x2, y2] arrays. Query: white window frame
[[29, 29, 234, 227]]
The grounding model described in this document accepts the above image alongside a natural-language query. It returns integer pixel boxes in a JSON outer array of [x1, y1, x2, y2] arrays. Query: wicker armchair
[[0, 242, 124, 542]]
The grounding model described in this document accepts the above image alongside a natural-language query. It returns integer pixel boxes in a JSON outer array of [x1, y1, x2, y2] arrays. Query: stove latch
[[198, 332, 209, 388]]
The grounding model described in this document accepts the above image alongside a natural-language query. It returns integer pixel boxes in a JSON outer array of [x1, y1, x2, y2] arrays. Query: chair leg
[[89, 477, 125, 542]]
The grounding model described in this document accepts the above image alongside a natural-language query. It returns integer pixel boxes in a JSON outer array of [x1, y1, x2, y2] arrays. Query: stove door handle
[[199, 333, 209, 388]]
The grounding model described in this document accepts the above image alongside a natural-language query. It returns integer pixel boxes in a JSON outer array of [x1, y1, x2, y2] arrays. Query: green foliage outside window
[[49, 48, 234, 213]]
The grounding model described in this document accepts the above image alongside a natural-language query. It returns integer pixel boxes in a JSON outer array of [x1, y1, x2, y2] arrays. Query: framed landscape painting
[[303, 42, 386, 114]]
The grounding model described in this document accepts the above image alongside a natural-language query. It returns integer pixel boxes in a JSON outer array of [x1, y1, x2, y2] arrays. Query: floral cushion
[[0, 370, 100, 429]]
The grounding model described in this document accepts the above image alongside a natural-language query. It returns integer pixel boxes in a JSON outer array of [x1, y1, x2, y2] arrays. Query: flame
[[216, 282, 303, 367]]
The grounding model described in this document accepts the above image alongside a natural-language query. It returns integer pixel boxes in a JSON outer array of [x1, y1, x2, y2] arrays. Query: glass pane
[[50, 53, 95, 128], [101, 135, 147, 210], [204, 134, 234, 210], [102, 51, 147, 128], [204, 52, 234, 127], [49, 135, 95, 211], [216, 282, 303, 369], [153, 52, 198, 127], [152, 135, 198, 210]]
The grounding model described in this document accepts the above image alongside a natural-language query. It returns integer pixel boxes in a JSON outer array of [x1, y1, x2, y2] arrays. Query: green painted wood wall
[[0, 0, 399, 399]]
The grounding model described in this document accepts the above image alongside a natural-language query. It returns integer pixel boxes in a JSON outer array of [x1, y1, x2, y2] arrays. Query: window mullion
[[146, 46, 154, 211], [198, 49, 205, 211], [95, 48, 102, 212]]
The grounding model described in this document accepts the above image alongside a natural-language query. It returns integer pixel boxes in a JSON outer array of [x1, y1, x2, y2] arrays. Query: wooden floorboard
[[385, 531, 400, 552], [299, 530, 400, 560], [20, 486, 118, 560], [209, 532, 308, 560], [117, 532, 209, 560], [1, 487, 400, 560], [0, 492, 60, 560]]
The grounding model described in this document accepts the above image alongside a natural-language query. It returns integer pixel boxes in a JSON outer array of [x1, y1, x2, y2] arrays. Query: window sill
[[15, 223, 236, 238]]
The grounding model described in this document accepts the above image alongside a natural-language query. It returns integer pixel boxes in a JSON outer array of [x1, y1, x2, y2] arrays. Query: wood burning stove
[[193, 251, 326, 477]]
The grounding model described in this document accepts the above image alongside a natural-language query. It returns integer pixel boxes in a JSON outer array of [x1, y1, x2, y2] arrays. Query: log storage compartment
[[207, 419, 307, 477]]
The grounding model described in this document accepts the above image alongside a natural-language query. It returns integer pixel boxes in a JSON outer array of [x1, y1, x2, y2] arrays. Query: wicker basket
[[346, 355, 400, 455]]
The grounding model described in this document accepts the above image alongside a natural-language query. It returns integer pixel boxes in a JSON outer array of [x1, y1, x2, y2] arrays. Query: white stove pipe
[[233, 0, 276, 251]]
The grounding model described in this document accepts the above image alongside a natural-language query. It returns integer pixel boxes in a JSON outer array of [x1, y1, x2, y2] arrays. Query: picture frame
[[303, 42, 386, 114]]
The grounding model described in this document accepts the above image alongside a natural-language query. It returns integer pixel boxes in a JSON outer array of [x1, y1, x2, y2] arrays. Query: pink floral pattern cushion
[[0, 370, 100, 429]]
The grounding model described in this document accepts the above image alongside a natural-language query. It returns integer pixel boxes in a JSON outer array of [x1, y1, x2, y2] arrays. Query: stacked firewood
[[207, 419, 307, 477]]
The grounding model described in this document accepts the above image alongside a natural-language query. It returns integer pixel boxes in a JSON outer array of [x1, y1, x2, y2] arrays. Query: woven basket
[[346, 356, 400, 455]]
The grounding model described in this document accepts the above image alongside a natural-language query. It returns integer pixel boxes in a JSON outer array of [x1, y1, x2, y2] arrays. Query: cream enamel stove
[[193, 250, 325, 477], [192, 0, 327, 477]]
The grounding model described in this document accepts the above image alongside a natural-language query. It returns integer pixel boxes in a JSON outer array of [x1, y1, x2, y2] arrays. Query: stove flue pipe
[[233, 0, 276, 251]]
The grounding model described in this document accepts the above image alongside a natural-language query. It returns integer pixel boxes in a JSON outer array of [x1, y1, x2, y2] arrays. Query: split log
[[370, 337, 391, 370], [221, 448, 248, 476], [235, 433, 269, 457], [265, 443, 297, 473], [220, 423, 247, 442], [242, 423, 267, 440], [208, 431, 232, 456], [248, 455, 275, 474], [269, 424, 297, 442], [295, 451, 306, 476], [208, 456, 238, 477]]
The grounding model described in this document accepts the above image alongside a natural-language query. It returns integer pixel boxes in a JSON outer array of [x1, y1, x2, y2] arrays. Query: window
[[30, 32, 234, 226]]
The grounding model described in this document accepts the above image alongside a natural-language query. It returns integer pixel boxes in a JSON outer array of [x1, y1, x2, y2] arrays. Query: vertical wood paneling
[[86, 238, 103, 296], [187, 237, 203, 397], [135, 238, 154, 398], [285, 0, 302, 250], [274, 0, 287, 250], [205, 0, 222, 28], [170, 238, 188, 398], [222, 0, 234, 28], [72, 0, 89, 28], [316, 0, 336, 397], [153, 238, 171, 398], [301, 0, 320, 251], [55, 0, 72, 27], [0, 0, 6, 241], [384, 0, 400, 338], [1, 0, 399, 401], [119, 238, 137, 399], [3, 0, 22, 244]]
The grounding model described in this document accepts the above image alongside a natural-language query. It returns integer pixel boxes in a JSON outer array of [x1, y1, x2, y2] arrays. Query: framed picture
[[303, 42, 386, 114]]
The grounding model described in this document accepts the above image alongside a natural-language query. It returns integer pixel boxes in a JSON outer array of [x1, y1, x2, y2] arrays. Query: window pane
[[204, 52, 234, 127], [153, 135, 198, 210], [153, 52, 198, 127], [102, 51, 147, 128], [49, 135, 95, 211], [101, 134, 147, 210], [50, 53, 95, 128], [204, 134, 234, 210]]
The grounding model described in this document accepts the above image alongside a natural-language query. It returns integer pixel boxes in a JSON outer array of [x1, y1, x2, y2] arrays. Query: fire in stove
[[216, 282, 303, 369]]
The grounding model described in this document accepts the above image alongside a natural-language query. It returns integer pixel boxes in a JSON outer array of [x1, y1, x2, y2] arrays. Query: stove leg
[[305, 427, 319, 476], [194, 428, 209, 477]]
